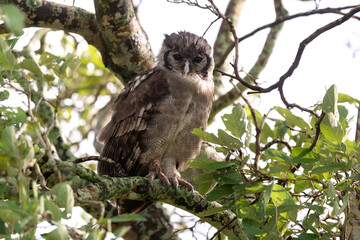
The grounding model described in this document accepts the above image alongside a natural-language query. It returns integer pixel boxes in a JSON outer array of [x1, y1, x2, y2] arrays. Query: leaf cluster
[[191, 86, 360, 239]]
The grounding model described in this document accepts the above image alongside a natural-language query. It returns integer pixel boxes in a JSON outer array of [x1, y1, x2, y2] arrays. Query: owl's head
[[158, 31, 214, 78]]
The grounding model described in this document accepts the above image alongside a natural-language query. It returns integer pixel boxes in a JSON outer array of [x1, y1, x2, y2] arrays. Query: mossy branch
[[4, 0, 155, 82], [42, 158, 243, 237]]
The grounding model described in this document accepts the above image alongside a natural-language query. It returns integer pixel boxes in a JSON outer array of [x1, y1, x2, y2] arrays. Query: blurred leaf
[[258, 182, 274, 219], [214, 172, 243, 184], [294, 180, 309, 194], [264, 149, 290, 163], [42, 222, 69, 240], [0, 90, 9, 101], [55, 183, 74, 215], [206, 184, 234, 201], [0, 5, 24, 36], [266, 204, 303, 216], [304, 203, 324, 214], [234, 182, 265, 194], [221, 104, 246, 138], [270, 184, 297, 221], [311, 162, 347, 174], [111, 214, 146, 223], [242, 218, 264, 236], [0, 38, 15, 70], [338, 93, 358, 104], [19, 58, 43, 76], [197, 206, 229, 217], [1, 125, 19, 158], [44, 199, 62, 221]]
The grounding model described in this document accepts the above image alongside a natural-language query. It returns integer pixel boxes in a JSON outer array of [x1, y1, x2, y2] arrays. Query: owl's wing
[[97, 68, 170, 176]]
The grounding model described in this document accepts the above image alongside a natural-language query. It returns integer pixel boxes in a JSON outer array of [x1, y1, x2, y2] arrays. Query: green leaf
[[0, 38, 15, 70], [197, 206, 229, 217], [290, 156, 319, 164], [294, 180, 309, 194], [0, 5, 24, 36], [338, 93, 358, 104], [42, 222, 69, 240], [13, 107, 27, 124], [19, 58, 43, 76], [311, 162, 347, 174], [270, 184, 297, 221], [1, 125, 19, 159], [320, 113, 344, 144], [192, 128, 220, 145], [233, 182, 265, 194], [188, 158, 234, 170], [322, 84, 338, 114], [242, 218, 264, 236], [258, 182, 274, 219], [274, 106, 311, 135], [55, 183, 74, 215], [264, 149, 290, 163], [206, 184, 234, 201], [193, 172, 215, 183], [111, 214, 146, 223], [214, 172, 243, 184], [297, 233, 319, 240], [221, 104, 246, 138], [266, 204, 303, 216], [0, 90, 9, 101], [44, 199, 62, 221], [218, 129, 242, 149], [304, 203, 324, 214]]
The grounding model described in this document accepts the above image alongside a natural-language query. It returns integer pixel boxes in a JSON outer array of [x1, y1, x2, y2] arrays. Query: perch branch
[[3, 0, 104, 54]]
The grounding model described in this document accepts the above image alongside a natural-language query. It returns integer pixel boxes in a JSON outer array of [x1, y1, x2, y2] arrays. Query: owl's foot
[[146, 162, 194, 192], [169, 177, 194, 193], [146, 162, 170, 189]]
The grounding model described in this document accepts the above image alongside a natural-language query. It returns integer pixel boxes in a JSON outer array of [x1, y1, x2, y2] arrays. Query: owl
[[97, 31, 214, 214]]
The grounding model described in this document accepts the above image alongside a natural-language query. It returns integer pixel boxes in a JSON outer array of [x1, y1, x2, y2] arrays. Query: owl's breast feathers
[[97, 67, 214, 177]]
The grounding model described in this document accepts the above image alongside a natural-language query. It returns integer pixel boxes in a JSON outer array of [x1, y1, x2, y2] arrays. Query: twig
[[261, 138, 292, 153], [202, 17, 220, 38], [209, 217, 237, 240], [308, 110, 326, 151], [217, 5, 360, 68], [74, 156, 116, 164]]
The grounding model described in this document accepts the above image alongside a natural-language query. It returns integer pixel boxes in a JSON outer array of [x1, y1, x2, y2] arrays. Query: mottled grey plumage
[[97, 31, 214, 213]]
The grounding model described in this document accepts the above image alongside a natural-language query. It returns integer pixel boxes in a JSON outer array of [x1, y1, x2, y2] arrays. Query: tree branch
[[42, 158, 242, 237], [209, 0, 287, 123], [3, 0, 104, 54], [93, 0, 155, 81], [216, 5, 360, 68], [212, 5, 360, 121], [77, 176, 242, 237]]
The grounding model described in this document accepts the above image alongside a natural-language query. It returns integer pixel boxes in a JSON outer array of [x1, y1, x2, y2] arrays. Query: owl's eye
[[193, 55, 203, 63], [173, 53, 183, 61]]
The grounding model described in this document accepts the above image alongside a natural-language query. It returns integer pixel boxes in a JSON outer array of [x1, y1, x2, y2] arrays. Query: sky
[[16, 0, 360, 239]]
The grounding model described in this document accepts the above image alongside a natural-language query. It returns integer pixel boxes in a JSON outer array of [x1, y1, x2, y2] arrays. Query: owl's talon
[[146, 169, 170, 189], [178, 178, 194, 192], [169, 177, 179, 193]]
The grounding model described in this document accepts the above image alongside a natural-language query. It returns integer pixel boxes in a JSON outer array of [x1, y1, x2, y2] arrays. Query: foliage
[[191, 87, 360, 239]]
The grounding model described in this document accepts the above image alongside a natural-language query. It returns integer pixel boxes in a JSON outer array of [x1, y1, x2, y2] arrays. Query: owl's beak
[[183, 60, 190, 76]]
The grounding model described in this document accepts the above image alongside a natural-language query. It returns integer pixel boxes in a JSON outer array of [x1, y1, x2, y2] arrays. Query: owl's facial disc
[[183, 60, 190, 76]]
